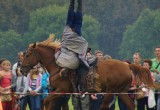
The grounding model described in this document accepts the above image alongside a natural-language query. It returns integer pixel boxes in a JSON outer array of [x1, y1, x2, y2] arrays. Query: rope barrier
[[0, 92, 142, 95], [0, 91, 159, 96], [0, 85, 157, 96]]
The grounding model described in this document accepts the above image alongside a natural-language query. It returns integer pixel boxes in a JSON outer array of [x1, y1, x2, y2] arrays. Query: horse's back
[[97, 59, 132, 92]]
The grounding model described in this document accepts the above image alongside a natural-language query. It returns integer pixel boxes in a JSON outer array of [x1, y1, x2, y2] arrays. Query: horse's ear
[[32, 43, 36, 48]]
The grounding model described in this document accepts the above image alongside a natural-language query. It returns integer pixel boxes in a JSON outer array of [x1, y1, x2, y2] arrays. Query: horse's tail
[[129, 64, 155, 89]]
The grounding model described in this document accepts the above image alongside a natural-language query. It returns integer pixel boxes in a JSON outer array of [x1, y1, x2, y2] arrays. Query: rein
[[49, 67, 62, 80], [25, 48, 55, 68], [22, 50, 40, 69]]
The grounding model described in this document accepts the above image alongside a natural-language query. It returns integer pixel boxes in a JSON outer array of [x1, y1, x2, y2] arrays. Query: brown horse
[[21, 35, 155, 110]]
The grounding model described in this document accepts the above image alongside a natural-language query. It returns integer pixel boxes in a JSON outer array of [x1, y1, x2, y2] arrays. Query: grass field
[[27, 97, 141, 110], [26, 98, 119, 110], [68, 98, 120, 110]]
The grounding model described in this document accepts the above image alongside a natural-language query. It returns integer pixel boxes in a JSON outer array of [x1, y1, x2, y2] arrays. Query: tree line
[[0, 0, 160, 63]]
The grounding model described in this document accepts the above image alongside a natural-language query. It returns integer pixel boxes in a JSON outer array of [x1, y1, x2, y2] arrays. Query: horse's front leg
[[117, 94, 135, 110], [44, 89, 64, 110], [99, 94, 115, 110]]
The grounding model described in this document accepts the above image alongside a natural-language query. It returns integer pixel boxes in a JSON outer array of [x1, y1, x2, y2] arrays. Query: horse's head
[[21, 43, 40, 76], [21, 34, 61, 76]]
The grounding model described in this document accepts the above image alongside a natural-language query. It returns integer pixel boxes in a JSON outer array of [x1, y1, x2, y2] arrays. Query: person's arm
[[22, 77, 28, 94], [0, 71, 4, 80], [10, 74, 16, 88], [41, 74, 48, 89], [155, 74, 160, 83], [27, 73, 32, 91], [12, 63, 17, 76]]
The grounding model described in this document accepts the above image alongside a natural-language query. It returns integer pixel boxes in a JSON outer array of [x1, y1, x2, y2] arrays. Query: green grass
[[26, 98, 119, 110], [26, 97, 142, 110], [68, 97, 120, 110]]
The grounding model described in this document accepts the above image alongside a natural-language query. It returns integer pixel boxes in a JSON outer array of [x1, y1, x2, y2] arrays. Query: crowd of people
[[0, 46, 159, 110]]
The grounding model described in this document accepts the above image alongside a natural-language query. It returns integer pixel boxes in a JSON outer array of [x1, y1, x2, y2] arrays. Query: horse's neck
[[37, 46, 61, 75], [45, 63, 60, 75]]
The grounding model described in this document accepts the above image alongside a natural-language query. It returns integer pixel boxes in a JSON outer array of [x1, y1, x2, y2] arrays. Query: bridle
[[22, 47, 56, 70], [22, 49, 40, 70]]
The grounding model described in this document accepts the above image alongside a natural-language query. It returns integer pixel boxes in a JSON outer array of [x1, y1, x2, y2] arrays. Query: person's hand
[[3, 87, 10, 92], [30, 90, 36, 96], [91, 94, 98, 100], [130, 86, 136, 90], [18, 95, 22, 99], [15, 95, 22, 100]]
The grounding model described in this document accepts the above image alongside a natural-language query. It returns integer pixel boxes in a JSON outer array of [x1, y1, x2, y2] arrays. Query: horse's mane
[[29, 34, 61, 49]]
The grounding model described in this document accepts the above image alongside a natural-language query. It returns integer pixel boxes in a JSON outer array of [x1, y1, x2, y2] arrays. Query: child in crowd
[[0, 58, 7, 71], [27, 65, 42, 110], [0, 60, 13, 110], [41, 67, 50, 110], [14, 67, 28, 110]]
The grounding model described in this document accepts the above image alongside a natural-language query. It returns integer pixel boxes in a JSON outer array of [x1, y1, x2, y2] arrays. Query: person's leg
[[96, 95, 104, 110], [81, 95, 90, 110], [90, 100, 97, 110], [20, 97, 27, 110], [29, 96, 35, 110], [155, 92, 158, 110], [75, 0, 90, 68], [110, 95, 116, 110], [66, 0, 75, 29], [72, 95, 81, 110], [61, 95, 70, 110], [26, 96, 31, 110], [137, 98, 145, 110], [6, 101, 12, 110], [2, 102, 7, 110], [74, 0, 82, 36], [35, 95, 41, 110], [118, 97, 128, 110], [156, 94, 160, 110]]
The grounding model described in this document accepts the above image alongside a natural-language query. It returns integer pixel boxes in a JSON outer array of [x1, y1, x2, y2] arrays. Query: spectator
[[72, 94, 90, 110], [133, 52, 142, 65], [90, 50, 105, 110], [118, 60, 133, 110], [12, 51, 24, 76], [151, 46, 160, 110], [0, 60, 14, 110], [27, 65, 42, 110], [0, 58, 7, 71], [14, 67, 28, 110], [103, 54, 112, 60], [94, 50, 103, 60], [41, 68, 50, 109], [136, 59, 155, 110]]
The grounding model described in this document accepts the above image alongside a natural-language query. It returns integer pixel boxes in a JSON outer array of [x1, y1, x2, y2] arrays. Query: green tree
[[1, 0, 160, 60], [119, 8, 160, 60], [26, 5, 100, 50], [0, 30, 24, 63], [84, 0, 160, 58]]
